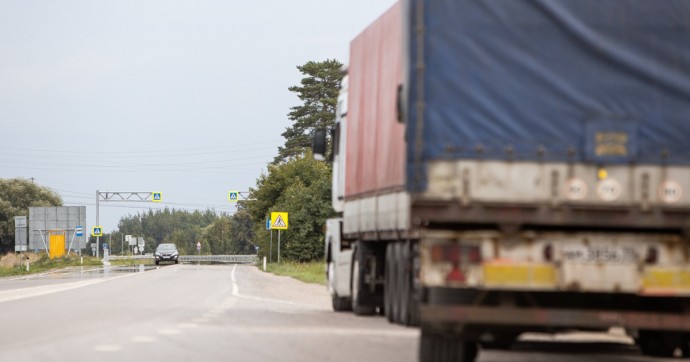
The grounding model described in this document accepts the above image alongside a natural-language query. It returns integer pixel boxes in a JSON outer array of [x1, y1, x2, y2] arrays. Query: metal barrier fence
[[108, 255, 258, 264]]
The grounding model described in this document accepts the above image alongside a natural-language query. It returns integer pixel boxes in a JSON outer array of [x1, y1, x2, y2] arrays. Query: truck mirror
[[313, 129, 327, 161], [396, 84, 405, 123]]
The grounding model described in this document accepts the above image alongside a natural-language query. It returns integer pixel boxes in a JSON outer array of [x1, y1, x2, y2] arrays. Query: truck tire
[[328, 261, 351, 311], [384, 244, 395, 322], [393, 242, 404, 324], [408, 240, 421, 326], [351, 246, 376, 315], [420, 327, 478, 362], [399, 241, 412, 326], [637, 330, 685, 357]]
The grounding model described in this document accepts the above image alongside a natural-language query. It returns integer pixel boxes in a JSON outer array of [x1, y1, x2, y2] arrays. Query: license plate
[[562, 245, 639, 263]]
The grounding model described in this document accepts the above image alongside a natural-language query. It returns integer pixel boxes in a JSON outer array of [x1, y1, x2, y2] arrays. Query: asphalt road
[[0, 264, 685, 362]]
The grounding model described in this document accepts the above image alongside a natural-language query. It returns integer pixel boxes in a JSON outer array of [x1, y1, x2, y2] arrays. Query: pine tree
[[275, 59, 343, 163]]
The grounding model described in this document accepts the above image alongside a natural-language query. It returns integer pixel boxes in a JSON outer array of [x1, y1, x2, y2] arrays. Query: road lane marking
[[178, 323, 197, 329], [158, 328, 180, 335], [94, 344, 122, 352], [131, 336, 156, 343], [0, 278, 112, 304], [0, 270, 152, 304], [230, 264, 323, 309], [231, 264, 239, 296], [192, 318, 209, 323]]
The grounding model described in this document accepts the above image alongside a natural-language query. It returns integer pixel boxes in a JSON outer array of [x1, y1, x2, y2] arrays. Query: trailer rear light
[[446, 264, 466, 283], [467, 246, 482, 263], [645, 246, 658, 264], [430, 244, 481, 264], [431, 245, 460, 263]]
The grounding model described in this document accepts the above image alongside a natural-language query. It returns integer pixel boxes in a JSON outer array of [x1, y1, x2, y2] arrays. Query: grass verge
[[0, 253, 102, 278], [263, 261, 326, 285]]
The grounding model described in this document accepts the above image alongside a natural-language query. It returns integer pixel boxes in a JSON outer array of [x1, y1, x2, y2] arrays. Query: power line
[[0, 140, 282, 156]]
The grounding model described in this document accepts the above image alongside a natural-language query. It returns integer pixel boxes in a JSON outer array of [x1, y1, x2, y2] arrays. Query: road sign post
[[270, 212, 288, 264], [278, 230, 281, 264], [266, 218, 272, 263]]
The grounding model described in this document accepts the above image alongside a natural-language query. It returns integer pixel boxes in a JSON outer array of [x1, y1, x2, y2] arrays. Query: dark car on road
[[154, 243, 179, 265]]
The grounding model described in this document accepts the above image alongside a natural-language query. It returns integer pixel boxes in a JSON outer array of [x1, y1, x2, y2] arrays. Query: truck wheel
[[408, 240, 421, 326], [420, 327, 478, 362], [328, 261, 351, 311], [637, 330, 684, 357], [399, 241, 413, 326], [393, 242, 405, 324], [384, 244, 394, 322], [351, 247, 376, 315]]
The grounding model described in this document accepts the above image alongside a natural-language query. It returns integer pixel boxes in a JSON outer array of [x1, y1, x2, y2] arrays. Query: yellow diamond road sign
[[270, 212, 288, 230], [152, 192, 162, 202], [92, 226, 103, 237]]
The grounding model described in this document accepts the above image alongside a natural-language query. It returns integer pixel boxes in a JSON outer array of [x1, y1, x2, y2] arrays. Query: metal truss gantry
[[95, 191, 159, 258]]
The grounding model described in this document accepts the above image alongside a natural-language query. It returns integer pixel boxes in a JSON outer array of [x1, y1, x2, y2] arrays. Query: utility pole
[[96, 189, 99, 258]]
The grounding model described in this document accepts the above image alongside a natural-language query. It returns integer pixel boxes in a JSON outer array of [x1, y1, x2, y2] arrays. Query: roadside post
[[266, 218, 272, 263], [270, 212, 288, 264]]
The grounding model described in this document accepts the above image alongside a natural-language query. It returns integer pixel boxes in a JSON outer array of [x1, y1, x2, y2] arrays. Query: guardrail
[[108, 255, 258, 264], [109, 255, 153, 260], [179, 255, 257, 264]]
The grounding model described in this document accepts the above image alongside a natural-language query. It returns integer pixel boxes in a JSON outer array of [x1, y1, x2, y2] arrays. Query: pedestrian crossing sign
[[270, 212, 288, 230], [228, 191, 239, 202], [152, 192, 162, 202], [92, 226, 103, 237]]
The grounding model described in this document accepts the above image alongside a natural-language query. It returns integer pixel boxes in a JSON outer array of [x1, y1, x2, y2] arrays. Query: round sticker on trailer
[[596, 179, 622, 201], [564, 178, 588, 201], [659, 180, 683, 204]]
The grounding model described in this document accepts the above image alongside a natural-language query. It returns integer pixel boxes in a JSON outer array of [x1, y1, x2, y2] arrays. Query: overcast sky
[[0, 0, 397, 232]]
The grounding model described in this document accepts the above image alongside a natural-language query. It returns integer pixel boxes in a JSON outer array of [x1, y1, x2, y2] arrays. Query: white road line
[[231, 263, 239, 296], [192, 318, 209, 323], [178, 323, 197, 329], [131, 336, 156, 343], [229, 264, 322, 309], [0, 267, 159, 304]]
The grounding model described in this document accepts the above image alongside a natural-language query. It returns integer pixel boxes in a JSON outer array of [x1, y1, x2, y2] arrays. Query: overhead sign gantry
[[95, 191, 162, 258]]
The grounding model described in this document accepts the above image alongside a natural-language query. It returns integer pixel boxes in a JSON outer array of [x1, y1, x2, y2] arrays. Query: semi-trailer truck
[[314, 1, 690, 361]]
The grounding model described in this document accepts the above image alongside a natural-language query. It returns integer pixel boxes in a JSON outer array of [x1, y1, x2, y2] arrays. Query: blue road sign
[[103, 243, 108, 250], [152, 192, 162, 202], [75, 226, 84, 237], [266, 218, 271, 230]]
